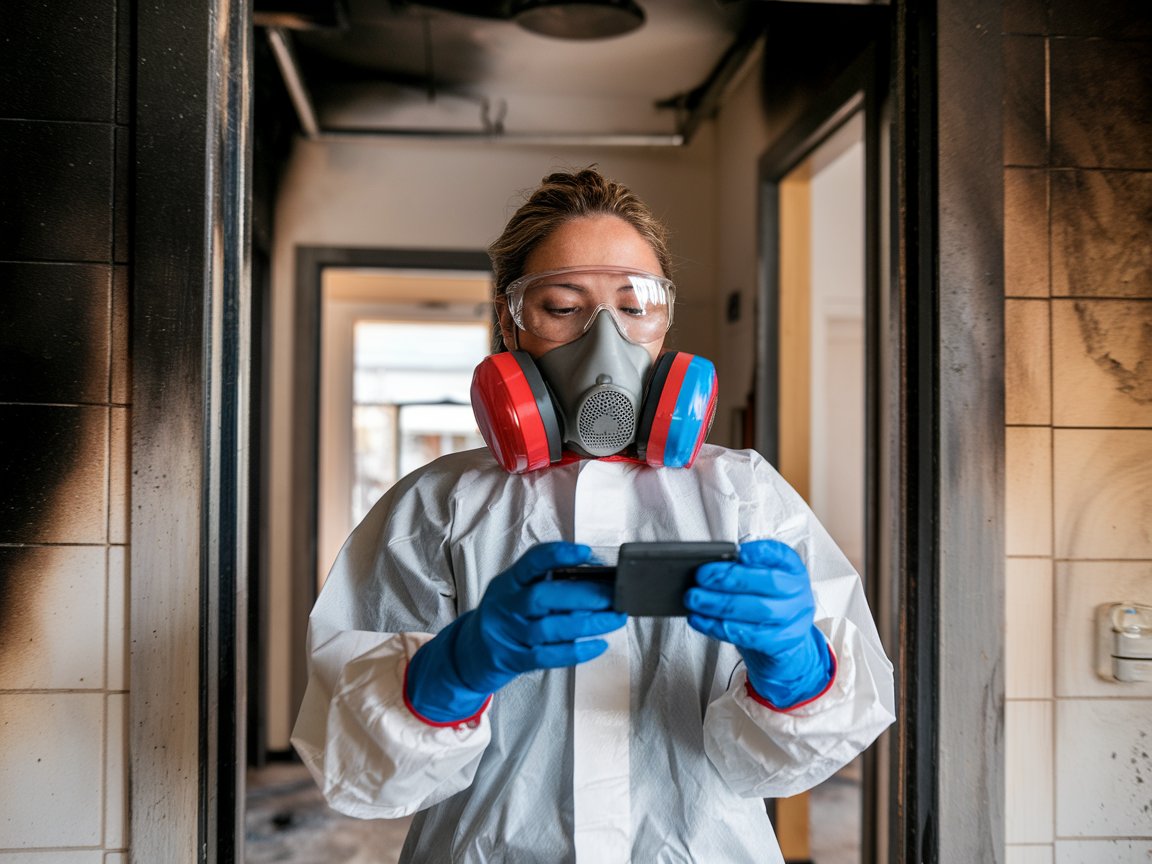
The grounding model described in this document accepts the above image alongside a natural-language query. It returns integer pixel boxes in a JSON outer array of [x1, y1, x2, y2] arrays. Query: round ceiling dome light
[[512, 0, 646, 40]]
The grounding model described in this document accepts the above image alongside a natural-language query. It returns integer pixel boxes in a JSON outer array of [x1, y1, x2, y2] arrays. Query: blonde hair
[[488, 167, 672, 296]]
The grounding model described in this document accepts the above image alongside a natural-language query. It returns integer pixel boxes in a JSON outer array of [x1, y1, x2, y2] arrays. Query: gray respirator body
[[534, 311, 653, 458]]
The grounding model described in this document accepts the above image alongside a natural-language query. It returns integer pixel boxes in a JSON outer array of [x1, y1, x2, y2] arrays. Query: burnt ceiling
[[255, 0, 884, 143]]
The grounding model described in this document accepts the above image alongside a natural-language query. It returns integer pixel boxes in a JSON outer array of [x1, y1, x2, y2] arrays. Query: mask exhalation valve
[[576, 388, 636, 456]]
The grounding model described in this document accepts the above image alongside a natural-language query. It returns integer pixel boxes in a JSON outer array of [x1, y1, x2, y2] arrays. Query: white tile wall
[[1006, 699, 1055, 844], [1055, 840, 1152, 863], [104, 695, 127, 850], [0, 546, 106, 691], [106, 547, 127, 693], [1007, 846, 1054, 864], [0, 694, 104, 848], [0, 853, 103, 863], [1053, 429, 1152, 560], [1055, 699, 1152, 837], [1003, 19, 1152, 861], [1055, 561, 1152, 698], [1007, 558, 1054, 699], [1007, 426, 1054, 556]]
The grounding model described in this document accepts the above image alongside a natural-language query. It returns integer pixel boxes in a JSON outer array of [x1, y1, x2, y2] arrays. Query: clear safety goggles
[[503, 266, 675, 345]]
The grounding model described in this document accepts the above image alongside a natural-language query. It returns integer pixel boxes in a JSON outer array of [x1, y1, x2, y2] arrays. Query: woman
[[292, 168, 894, 863]]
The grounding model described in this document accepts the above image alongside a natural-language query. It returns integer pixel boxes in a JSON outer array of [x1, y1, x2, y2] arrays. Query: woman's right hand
[[405, 542, 627, 724]]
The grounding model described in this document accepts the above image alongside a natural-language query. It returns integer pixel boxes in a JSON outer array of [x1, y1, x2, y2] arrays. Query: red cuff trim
[[402, 662, 492, 729], [744, 646, 839, 713]]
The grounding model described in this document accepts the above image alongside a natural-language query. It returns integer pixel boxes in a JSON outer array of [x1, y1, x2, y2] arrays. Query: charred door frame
[[133, 0, 251, 861], [901, 0, 1005, 861]]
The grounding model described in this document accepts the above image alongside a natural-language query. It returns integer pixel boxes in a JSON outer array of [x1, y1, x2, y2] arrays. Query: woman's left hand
[[684, 539, 833, 708]]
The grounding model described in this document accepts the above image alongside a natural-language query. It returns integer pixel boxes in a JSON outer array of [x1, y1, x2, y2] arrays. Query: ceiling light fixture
[[511, 0, 646, 40]]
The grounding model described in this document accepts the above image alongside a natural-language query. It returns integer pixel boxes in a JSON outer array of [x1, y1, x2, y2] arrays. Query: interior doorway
[[316, 267, 491, 586], [756, 43, 890, 864], [777, 111, 868, 864], [249, 261, 492, 863]]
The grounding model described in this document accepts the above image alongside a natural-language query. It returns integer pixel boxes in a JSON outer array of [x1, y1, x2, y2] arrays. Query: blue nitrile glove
[[684, 539, 833, 709], [405, 542, 627, 723]]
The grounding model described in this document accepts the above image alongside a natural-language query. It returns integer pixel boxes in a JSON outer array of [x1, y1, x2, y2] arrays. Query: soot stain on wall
[[1073, 301, 1152, 404], [0, 405, 108, 672], [0, 547, 41, 675]]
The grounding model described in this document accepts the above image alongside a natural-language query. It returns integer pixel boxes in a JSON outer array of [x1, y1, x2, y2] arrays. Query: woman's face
[[498, 215, 667, 362]]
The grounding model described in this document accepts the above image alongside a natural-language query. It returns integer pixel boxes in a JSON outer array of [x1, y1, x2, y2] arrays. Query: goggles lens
[[506, 267, 675, 345]]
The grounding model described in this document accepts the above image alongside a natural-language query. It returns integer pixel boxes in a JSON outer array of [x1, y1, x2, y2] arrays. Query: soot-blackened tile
[[1051, 38, 1152, 169], [0, 405, 107, 544], [0, 262, 111, 403], [1052, 299, 1152, 427], [1052, 169, 1152, 297], [1050, 0, 1152, 38], [1006, 299, 1052, 425], [1004, 0, 1049, 35], [109, 407, 129, 545], [114, 126, 130, 263], [0, 544, 107, 690], [1004, 36, 1048, 166], [116, 0, 134, 126], [1005, 168, 1050, 296], [112, 265, 129, 405], [0, 120, 114, 262], [0, 0, 116, 122]]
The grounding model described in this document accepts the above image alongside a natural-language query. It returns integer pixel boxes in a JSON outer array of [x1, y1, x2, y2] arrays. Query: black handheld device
[[548, 541, 739, 616]]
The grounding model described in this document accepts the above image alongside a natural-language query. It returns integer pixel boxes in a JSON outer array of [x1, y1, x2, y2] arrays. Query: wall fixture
[[512, 0, 646, 40], [1099, 603, 1152, 683]]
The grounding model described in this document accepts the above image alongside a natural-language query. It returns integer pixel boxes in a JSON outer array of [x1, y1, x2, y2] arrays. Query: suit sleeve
[[702, 455, 896, 798], [290, 467, 492, 819]]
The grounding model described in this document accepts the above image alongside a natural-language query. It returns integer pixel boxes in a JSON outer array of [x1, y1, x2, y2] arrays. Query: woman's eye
[[620, 305, 644, 317], [543, 305, 579, 317]]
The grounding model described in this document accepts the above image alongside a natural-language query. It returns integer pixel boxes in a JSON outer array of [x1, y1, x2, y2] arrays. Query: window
[[351, 320, 488, 523]]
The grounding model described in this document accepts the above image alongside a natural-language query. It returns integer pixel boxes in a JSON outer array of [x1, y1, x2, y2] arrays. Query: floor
[[244, 760, 860, 864], [245, 762, 413, 864]]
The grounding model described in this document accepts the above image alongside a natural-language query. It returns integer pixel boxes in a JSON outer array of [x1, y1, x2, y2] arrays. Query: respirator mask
[[470, 267, 718, 474]]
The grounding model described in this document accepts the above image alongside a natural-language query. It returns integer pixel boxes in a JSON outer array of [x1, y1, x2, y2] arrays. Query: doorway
[[756, 42, 890, 864], [249, 256, 492, 862], [778, 112, 868, 864], [315, 267, 491, 585]]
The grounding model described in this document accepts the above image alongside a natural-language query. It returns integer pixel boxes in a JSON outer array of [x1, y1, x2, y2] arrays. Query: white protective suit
[[292, 444, 895, 863]]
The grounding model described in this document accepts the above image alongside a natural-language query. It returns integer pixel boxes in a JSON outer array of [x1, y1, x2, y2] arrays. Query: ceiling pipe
[[262, 19, 762, 147], [266, 28, 321, 139], [656, 14, 767, 144], [316, 128, 685, 147]]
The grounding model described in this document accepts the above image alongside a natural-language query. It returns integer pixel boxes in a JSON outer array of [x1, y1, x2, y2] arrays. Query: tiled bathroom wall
[[1004, 2, 1152, 862], [0, 0, 131, 859]]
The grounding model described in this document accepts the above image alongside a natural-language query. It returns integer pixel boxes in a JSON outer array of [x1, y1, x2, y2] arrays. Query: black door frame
[[133, 0, 251, 861], [896, 0, 1005, 861]]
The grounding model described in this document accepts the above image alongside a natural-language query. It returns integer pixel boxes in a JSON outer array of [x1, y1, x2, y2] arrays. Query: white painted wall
[[712, 45, 773, 445], [809, 132, 865, 573]]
